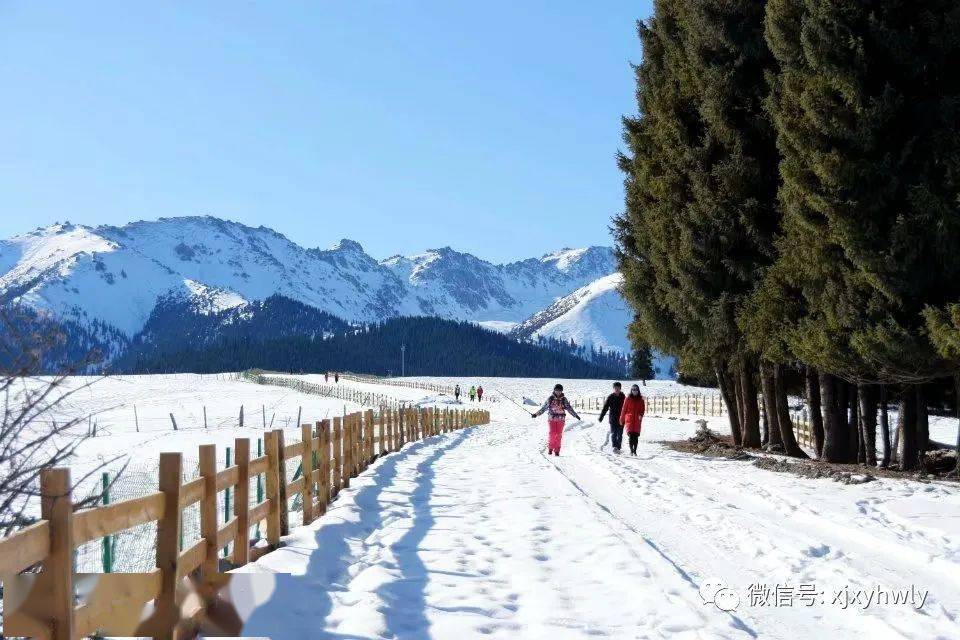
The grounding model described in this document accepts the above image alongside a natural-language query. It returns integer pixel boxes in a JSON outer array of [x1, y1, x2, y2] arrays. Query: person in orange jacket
[[619, 384, 646, 455]]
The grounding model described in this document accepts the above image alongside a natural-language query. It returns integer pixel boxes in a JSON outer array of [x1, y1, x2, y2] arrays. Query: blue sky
[[0, 1, 652, 262]]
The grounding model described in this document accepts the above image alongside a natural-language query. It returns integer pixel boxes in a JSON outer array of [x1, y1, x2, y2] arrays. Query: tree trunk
[[760, 397, 769, 447], [820, 372, 846, 463], [849, 384, 861, 463], [775, 364, 807, 458], [760, 362, 782, 451], [898, 387, 921, 471], [858, 384, 878, 467], [879, 385, 891, 468], [892, 402, 901, 462], [736, 365, 747, 439], [806, 367, 825, 458], [917, 385, 929, 454], [954, 375, 960, 475], [836, 380, 851, 461], [716, 363, 742, 448], [739, 357, 762, 448]]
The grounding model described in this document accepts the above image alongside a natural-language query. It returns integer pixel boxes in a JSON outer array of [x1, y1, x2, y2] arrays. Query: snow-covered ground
[[17, 373, 364, 480], [8, 373, 958, 635], [224, 375, 960, 639]]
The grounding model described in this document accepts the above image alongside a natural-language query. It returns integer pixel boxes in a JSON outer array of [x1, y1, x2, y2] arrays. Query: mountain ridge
[[1, 215, 619, 342]]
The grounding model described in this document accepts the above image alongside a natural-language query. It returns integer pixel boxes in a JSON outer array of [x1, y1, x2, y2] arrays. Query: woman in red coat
[[619, 384, 645, 455]]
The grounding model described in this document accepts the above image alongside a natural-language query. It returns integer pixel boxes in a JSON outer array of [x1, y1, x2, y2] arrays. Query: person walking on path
[[598, 382, 626, 454], [477, 385, 484, 402], [469, 386, 477, 402], [531, 384, 581, 456], [334, 372, 339, 384], [620, 384, 646, 455], [454, 384, 461, 403], [325, 372, 329, 383]]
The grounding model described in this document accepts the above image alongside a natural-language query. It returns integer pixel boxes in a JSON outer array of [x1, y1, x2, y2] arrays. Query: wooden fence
[[244, 371, 407, 408], [337, 372, 456, 395], [336, 372, 499, 403], [0, 405, 489, 640], [574, 392, 816, 450]]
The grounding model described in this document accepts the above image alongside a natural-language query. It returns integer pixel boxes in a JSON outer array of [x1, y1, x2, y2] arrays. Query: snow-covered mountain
[[511, 272, 675, 378], [511, 273, 630, 352], [0, 216, 616, 340]]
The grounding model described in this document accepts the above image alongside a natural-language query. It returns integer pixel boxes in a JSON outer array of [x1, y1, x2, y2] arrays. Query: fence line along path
[[0, 405, 490, 640], [244, 370, 408, 409], [336, 371, 499, 403], [573, 391, 816, 450]]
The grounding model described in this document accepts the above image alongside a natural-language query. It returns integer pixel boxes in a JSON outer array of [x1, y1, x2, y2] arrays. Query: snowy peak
[[512, 273, 629, 353]]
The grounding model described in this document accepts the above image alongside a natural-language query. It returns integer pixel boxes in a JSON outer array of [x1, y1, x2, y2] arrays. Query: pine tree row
[[615, 0, 960, 469]]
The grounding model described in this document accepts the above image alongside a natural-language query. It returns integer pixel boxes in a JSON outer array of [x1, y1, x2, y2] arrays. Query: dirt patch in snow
[[662, 423, 751, 460], [662, 423, 959, 484]]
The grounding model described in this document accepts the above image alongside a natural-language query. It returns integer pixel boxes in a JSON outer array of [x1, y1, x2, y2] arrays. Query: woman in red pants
[[531, 384, 582, 456]]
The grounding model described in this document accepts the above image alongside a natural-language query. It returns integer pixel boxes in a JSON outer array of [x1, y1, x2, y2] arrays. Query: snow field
[[10, 373, 959, 636], [232, 375, 960, 639], [13, 373, 368, 572]]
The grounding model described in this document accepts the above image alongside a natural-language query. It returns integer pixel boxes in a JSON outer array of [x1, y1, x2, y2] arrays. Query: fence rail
[[244, 371, 407, 409], [0, 405, 490, 639], [336, 372, 499, 402], [573, 392, 816, 450], [337, 372, 456, 395]]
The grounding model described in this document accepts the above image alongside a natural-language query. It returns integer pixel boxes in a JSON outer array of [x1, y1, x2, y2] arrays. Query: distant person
[[325, 372, 329, 383], [454, 384, 461, 402], [334, 372, 339, 384], [620, 384, 646, 455], [469, 386, 476, 402], [477, 385, 484, 402], [598, 382, 626, 454], [531, 383, 581, 456]]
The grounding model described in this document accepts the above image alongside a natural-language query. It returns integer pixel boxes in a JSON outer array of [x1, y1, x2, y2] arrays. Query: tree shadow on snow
[[241, 429, 471, 639]]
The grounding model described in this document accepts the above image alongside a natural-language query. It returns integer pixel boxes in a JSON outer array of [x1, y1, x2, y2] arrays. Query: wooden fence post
[[301, 424, 315, 525], [344, 415, 354, 485], [275, 429, 290, 536], [317, 420, 330, 514], [332, 416, 342, 495], [365, 409, 374, 465], [199, 444, 218, 577], [358, 412, 365, 470], [40, 468, 74, 640], [344, 414, 353, 484], [234, 437, 250, 566], [264, 431, 282, 547], [387, 409, 394, 452], [358, 413, 366, 470], [156, 453, 182, 640], [394, 408, 400, 449], [378, 409, 386, 456]]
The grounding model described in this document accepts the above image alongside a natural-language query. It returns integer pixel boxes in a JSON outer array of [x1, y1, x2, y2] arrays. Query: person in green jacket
[[469, 386, 477, 401]]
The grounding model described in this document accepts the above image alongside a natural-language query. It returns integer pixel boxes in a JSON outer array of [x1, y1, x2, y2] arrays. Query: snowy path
[[234, 391, 960, 639]]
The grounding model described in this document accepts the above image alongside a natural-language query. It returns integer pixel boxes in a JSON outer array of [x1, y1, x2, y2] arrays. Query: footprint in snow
[[805, 543, 831, 558]]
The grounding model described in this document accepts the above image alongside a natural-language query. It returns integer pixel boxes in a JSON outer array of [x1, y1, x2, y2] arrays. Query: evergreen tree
[[630, 341, 655, 381], [763, 0, 960, 467], [616, 0, 779, 448]]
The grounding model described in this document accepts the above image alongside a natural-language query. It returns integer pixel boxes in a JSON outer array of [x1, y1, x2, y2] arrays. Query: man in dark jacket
[[598, 382, 626, 453]]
